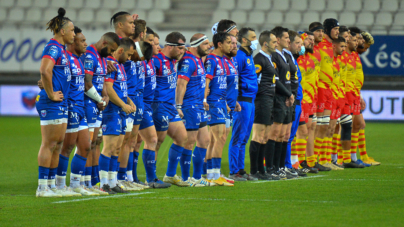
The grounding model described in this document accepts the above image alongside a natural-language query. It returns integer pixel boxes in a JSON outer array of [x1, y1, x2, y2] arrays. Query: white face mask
[[250, 39, 259, 51]]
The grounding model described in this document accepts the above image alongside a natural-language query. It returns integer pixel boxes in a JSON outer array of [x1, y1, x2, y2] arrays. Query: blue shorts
[[207, 101, 227, 126], [226, 110, 234, 128], [101, 112, 127, 136], [182, 106, 204, 131], [128, 95, 144, 125], [84, 98, 102, 128], [36, 99, 68, 125], [139, 103, 154, 130], [66, 109, 87, 133], [151, 102, 182, 131]]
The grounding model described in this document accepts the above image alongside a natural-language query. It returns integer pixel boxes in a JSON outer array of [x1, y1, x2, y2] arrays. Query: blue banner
[[361, 35, 404, 76]]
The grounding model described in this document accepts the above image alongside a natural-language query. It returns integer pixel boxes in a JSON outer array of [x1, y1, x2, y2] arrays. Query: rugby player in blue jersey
[[175, 33, 211, 187], [204, 32, 233, 186], [99, 38, 136, 194], [35, 8, 75, 197]]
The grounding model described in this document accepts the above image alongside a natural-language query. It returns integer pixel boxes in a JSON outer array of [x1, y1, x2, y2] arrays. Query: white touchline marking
[[128, 196, 336, 203], [315, 179, 402, 182], [250, 175, 326, 183], [51, 192, 154, 204]]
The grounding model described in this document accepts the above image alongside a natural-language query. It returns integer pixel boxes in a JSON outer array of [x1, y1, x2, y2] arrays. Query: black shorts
[[254, 97, 274, 125], [273, 95, 288, 124], [283, 104, 295, 124]]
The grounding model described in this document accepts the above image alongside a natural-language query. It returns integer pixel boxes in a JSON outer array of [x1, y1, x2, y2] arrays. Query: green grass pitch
[[0, 117, 403, 226]]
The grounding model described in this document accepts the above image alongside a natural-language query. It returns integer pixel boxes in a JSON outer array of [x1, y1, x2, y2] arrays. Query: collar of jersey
[[107, 56, 118, 63], [50, 38, 65, 49], [283, 48, 296, 62], [89, 45, 101, 58], [239, 46, 253, 56], [276, 49, 287, 63], [259, 50, 274, 67]]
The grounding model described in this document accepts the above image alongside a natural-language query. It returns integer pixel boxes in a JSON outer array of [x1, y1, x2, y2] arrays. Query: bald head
[[190, 33, 205, 42]]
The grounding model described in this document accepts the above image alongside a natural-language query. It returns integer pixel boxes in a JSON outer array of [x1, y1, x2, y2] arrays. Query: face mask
[[250, 39, 259, 51], [299, 46, 305, 55], [100, 47, 110, 58]]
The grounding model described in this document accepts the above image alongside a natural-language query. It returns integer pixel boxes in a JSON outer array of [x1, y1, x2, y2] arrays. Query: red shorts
[[341, 97, 351, 115], [331, 98, 344, 120], [310, 102, 317, 115], [346, 92, 355, 107], [353, 95, 361, 115], [299, 103, 311, 123], [317, 88, 335, 113]]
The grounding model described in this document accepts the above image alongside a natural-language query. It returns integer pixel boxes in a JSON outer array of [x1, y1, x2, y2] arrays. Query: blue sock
[[48, 168, 57, 182], [70, 154, 87, 175], [192, 147, 207, 179], [203, 162, 207, 175], [142, 149, 156, 183], [56, 154, 69, 176], [212, 157, 222, 169], [117, 167, 127, 180], [85, 167, 92, 177], [38, 166, 49, 180], [116, 162, 120, 172], [91, 165, 100, 186], [180, 149, 192, 181], [127, 152, 134, 172], [133, 151, 139, 181], [166, 144, 183, 177], [99, 154, 110, 172], [109, 156, 118, 172], [207, 159, 213, 170]]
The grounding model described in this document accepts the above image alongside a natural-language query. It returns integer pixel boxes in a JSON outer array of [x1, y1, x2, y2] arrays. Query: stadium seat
[[291, 0, 308, 11], [272, 0, 289, 11], [230, 10, 247, 24], [308, 0, 326, 11], [50, 0, 66, 8], [137, 0, 154, 10], [0, 8, 7, 21], [363, 0, 380, 12], [95, 9, 111, 24], [8, 8, 24, 22], [147, 10, 165, 23], [85, 0, 101, 9], [212, 10, 229, 24], [400, 0, 404, 11], [266, 11, 283, 25], [120, 0, 136, 9], [327, 0, 343, 12], [254, 0, 271, 11], [65, 9, 77, 21], [357, 12, 374, 27], [0, 0, 14, 8], [26, 8, 42, 23], [236, 0, 253, 10], [77, 9, 94, 23], [321, 12, 338, 22], [370, 29, 388, 35], [345, 0, 362, 12], [67, 0, 84, 9], [381, 0, 398, 12], [389, 29, 404, 35], [17, 0, 32, 8], [248, 11, 265, 25], [218, 0, 235, 10], [155, 0, 171, 10], [302, 11, 320, 28], [284, 11, 301, 25], [339, 11, 356, 26], [33, 0, 48, 8], [394, 12, 404, 25], [375, 12, 393, 26], [102, 0, 119, 9]]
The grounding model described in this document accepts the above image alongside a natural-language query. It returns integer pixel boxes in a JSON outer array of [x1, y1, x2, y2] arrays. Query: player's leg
[[251, 123, 272, 180], [191, 124, 210, 186], [209, 123, 232, 186], [237, 101, 256, 179], [92, 128, 102, 187]]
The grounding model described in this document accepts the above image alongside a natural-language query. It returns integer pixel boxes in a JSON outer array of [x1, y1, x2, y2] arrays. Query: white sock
[[55, 175, 66, 189], [126, 171, 133, 182], [213, 169, 220, 180], [291, 155, 299, 164], [85, 175, 92, 188], [70, 173, 81, 188], [48, 179, 56, 189], [108, 171, 117, 187], [100, 170, 109, 187], [351, 153, 357, 162], [38, 179, 48, 190], [80, 175, 85, 186], [332, 154, 338, 162]]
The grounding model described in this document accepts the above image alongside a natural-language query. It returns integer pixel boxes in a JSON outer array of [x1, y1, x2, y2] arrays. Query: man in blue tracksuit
[[229, 27, 259, 180]]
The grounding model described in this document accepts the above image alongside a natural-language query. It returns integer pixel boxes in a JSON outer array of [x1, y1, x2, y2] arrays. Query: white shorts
[[40, 118, 68, 126]]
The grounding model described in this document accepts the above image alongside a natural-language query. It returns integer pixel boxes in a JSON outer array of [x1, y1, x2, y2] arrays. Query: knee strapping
[[340, 120, 352, 141]]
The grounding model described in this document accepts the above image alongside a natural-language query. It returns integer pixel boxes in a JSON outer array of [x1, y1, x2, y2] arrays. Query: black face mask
[[100, 47, 110, 58]]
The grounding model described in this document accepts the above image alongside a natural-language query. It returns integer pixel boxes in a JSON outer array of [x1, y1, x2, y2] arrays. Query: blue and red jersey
[[205, 53, 227, 103], [143, 60, 156, 104], [66, 51, 85, 112], [81, 44, 107, 95], [123, 60, 138, 98], [38, 38, 71, 106], [152, 52, 177, 104], [224, 56, 238, 110], [177, 51, 206, 108], [104, 57, 128, 114], [135, 60, 146, 95]]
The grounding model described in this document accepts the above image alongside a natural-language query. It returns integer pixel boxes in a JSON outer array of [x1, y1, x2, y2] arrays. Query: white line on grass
[[52, 192, 154, 204], [314, 178, 402, 182], [250, 175, 326, 183], [128, 196, 336, 203]]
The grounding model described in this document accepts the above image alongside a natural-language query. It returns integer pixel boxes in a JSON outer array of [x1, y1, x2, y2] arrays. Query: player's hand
[[203, 101, 209, 111], [97, 101, 105, 111], [132, 14, 139, 20], [360, 97, 366, 111], [227, 105, 231, 113], [37, 80, 44, 90], [289, 94, 295, 105], [50, 91, 64, 102], [130, 102, 137, 113], [235, 102, 242, 112], [122, 104, 132, 114], [285, 99, 291, 107], [107, 61, 117, 73], [177, 109, 184, 118]]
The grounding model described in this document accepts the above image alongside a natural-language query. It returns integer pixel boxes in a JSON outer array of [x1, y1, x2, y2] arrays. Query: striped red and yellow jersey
[[331, 56, 341, 99], [298, 54, 317, 104], [353, 51, 364, 94], [346, 52, 357, 95], [308, 45, 321, 98], [318, 38, 334, 90], [337, 51, 348, 98]]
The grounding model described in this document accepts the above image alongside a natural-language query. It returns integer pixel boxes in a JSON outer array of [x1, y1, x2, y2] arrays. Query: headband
[[190, 35, 208, 47], [165, 42, 185, 46], [309, 25, 324, 32], [226, 25, 237, 33]]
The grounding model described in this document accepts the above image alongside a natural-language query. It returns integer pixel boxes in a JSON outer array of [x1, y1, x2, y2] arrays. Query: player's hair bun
[[58, 8, 66, 18]]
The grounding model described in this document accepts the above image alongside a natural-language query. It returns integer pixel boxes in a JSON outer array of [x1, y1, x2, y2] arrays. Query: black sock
[[280, 141, 288, 168], [249, 141, 261, 174], [274, 141, 283, 171], [258, 142, 266, 174], [265, 139, 276, 171]]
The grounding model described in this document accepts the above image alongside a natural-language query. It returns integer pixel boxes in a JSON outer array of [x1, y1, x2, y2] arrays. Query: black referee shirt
[[254, 51, 276, 99]]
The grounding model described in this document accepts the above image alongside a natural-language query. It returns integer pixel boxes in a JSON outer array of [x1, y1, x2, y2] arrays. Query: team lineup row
[[35, 7, 380, 198]]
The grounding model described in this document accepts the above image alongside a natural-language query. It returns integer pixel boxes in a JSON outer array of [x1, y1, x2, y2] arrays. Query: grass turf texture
[[0, 117, 403, 226]]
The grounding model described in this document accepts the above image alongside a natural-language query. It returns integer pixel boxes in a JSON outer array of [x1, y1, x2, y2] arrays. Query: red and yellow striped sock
[[314, 137, 323, 161], [307, 155, 317, 167], [291, 137, 298, 163], [296, 139, 307, 164], [351, 132, 359, 161], [325, 137, 332, 163], [343, 149, 351, 163], [319, 137, 328, 165], [337, 135, 343, 164], [358, 129, 369, 160]]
